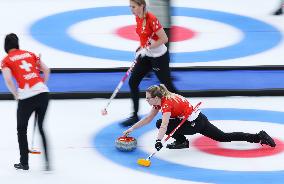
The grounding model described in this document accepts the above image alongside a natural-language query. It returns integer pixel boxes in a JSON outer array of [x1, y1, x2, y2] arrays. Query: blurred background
[[0, 0, 284, 184]]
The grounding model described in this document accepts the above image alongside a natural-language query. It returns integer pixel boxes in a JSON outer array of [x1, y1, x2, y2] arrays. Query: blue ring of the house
[[29, 6, 282, 63], [94, 108, 284, 184]]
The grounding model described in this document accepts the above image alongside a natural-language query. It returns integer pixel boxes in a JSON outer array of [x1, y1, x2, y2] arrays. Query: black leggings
[[129, 51, 177, 116], [17, 92, 49, 165], [156, 112, 260, 143]]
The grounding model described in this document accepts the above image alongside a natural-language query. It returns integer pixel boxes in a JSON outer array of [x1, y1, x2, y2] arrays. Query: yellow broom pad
[[137, 158, 151, 167]]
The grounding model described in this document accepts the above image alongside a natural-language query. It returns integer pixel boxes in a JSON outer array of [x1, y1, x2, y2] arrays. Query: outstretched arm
[[154, 112, 171, 151], [123, 107, 159, 135], [156, 112, 171, 140]]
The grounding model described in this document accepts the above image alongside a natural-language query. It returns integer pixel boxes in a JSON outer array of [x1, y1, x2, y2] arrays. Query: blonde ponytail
[[130, 0, 147, 30]]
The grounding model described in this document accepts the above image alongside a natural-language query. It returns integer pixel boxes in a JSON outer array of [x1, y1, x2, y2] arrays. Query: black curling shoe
[[273, 8, 283, 15], [258, 130, 276, 147], [14, 163, 29, 170], [120, 115, 139, 127], [166, 139, 189, 149]]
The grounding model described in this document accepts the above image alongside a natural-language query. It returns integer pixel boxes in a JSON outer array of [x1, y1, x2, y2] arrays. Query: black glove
[[155, 140, 163, 151]]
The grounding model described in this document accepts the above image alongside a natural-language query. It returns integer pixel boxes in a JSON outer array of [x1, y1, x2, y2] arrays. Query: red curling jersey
[[154, 95, 194, 118], [135, 11, 163, 47], [1, 49, 44, 89]]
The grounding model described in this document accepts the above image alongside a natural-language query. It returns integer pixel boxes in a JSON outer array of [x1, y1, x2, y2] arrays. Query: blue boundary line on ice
[[29, 6, 282, 63], [93, 108, 284, 184]]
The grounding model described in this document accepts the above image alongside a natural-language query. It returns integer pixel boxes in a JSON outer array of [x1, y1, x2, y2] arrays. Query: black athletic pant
[[129, 52, 177, 116], [156, 112, 260, 143], [17, 92, 49, 165]]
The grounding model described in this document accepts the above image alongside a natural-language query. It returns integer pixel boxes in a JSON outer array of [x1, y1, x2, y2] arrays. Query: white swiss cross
[[19, 60, 32, 72]]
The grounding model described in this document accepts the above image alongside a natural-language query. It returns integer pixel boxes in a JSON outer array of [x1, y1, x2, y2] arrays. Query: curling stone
[[115, 136, 137, 152]]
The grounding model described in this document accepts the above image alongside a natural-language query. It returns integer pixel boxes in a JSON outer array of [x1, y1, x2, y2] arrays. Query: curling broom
[[137, 102, 202, 167]]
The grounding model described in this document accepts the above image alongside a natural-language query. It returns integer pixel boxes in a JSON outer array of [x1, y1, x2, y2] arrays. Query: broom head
[[29, 149, 41, 154], [137, 158, 151, 167]]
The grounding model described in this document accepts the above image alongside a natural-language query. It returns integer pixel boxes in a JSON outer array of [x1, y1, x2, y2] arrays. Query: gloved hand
[[155, 139, 163, 151], [135, 47, 149, 59]]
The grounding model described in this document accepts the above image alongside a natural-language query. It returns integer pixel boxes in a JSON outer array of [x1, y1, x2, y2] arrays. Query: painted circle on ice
[[30, 6, 281, 63], [115, 25, 196, 42], [93, 108, 284, 184], [192, 136, 284, 158]]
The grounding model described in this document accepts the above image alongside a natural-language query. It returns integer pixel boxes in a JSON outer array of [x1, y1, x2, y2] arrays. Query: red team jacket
[[1, 49, 44, 89], [135, 12, 163, 47], [1, 49, 48, 99], [154, 95, 195, 119]]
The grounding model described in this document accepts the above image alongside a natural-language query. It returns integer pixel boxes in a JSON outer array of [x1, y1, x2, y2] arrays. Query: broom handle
[[31, 112, 37, 149], [147, 116, 189, 160]]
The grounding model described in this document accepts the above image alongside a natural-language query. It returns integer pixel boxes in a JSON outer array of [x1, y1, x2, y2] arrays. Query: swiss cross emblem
[[19, 60, 32, 72]]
